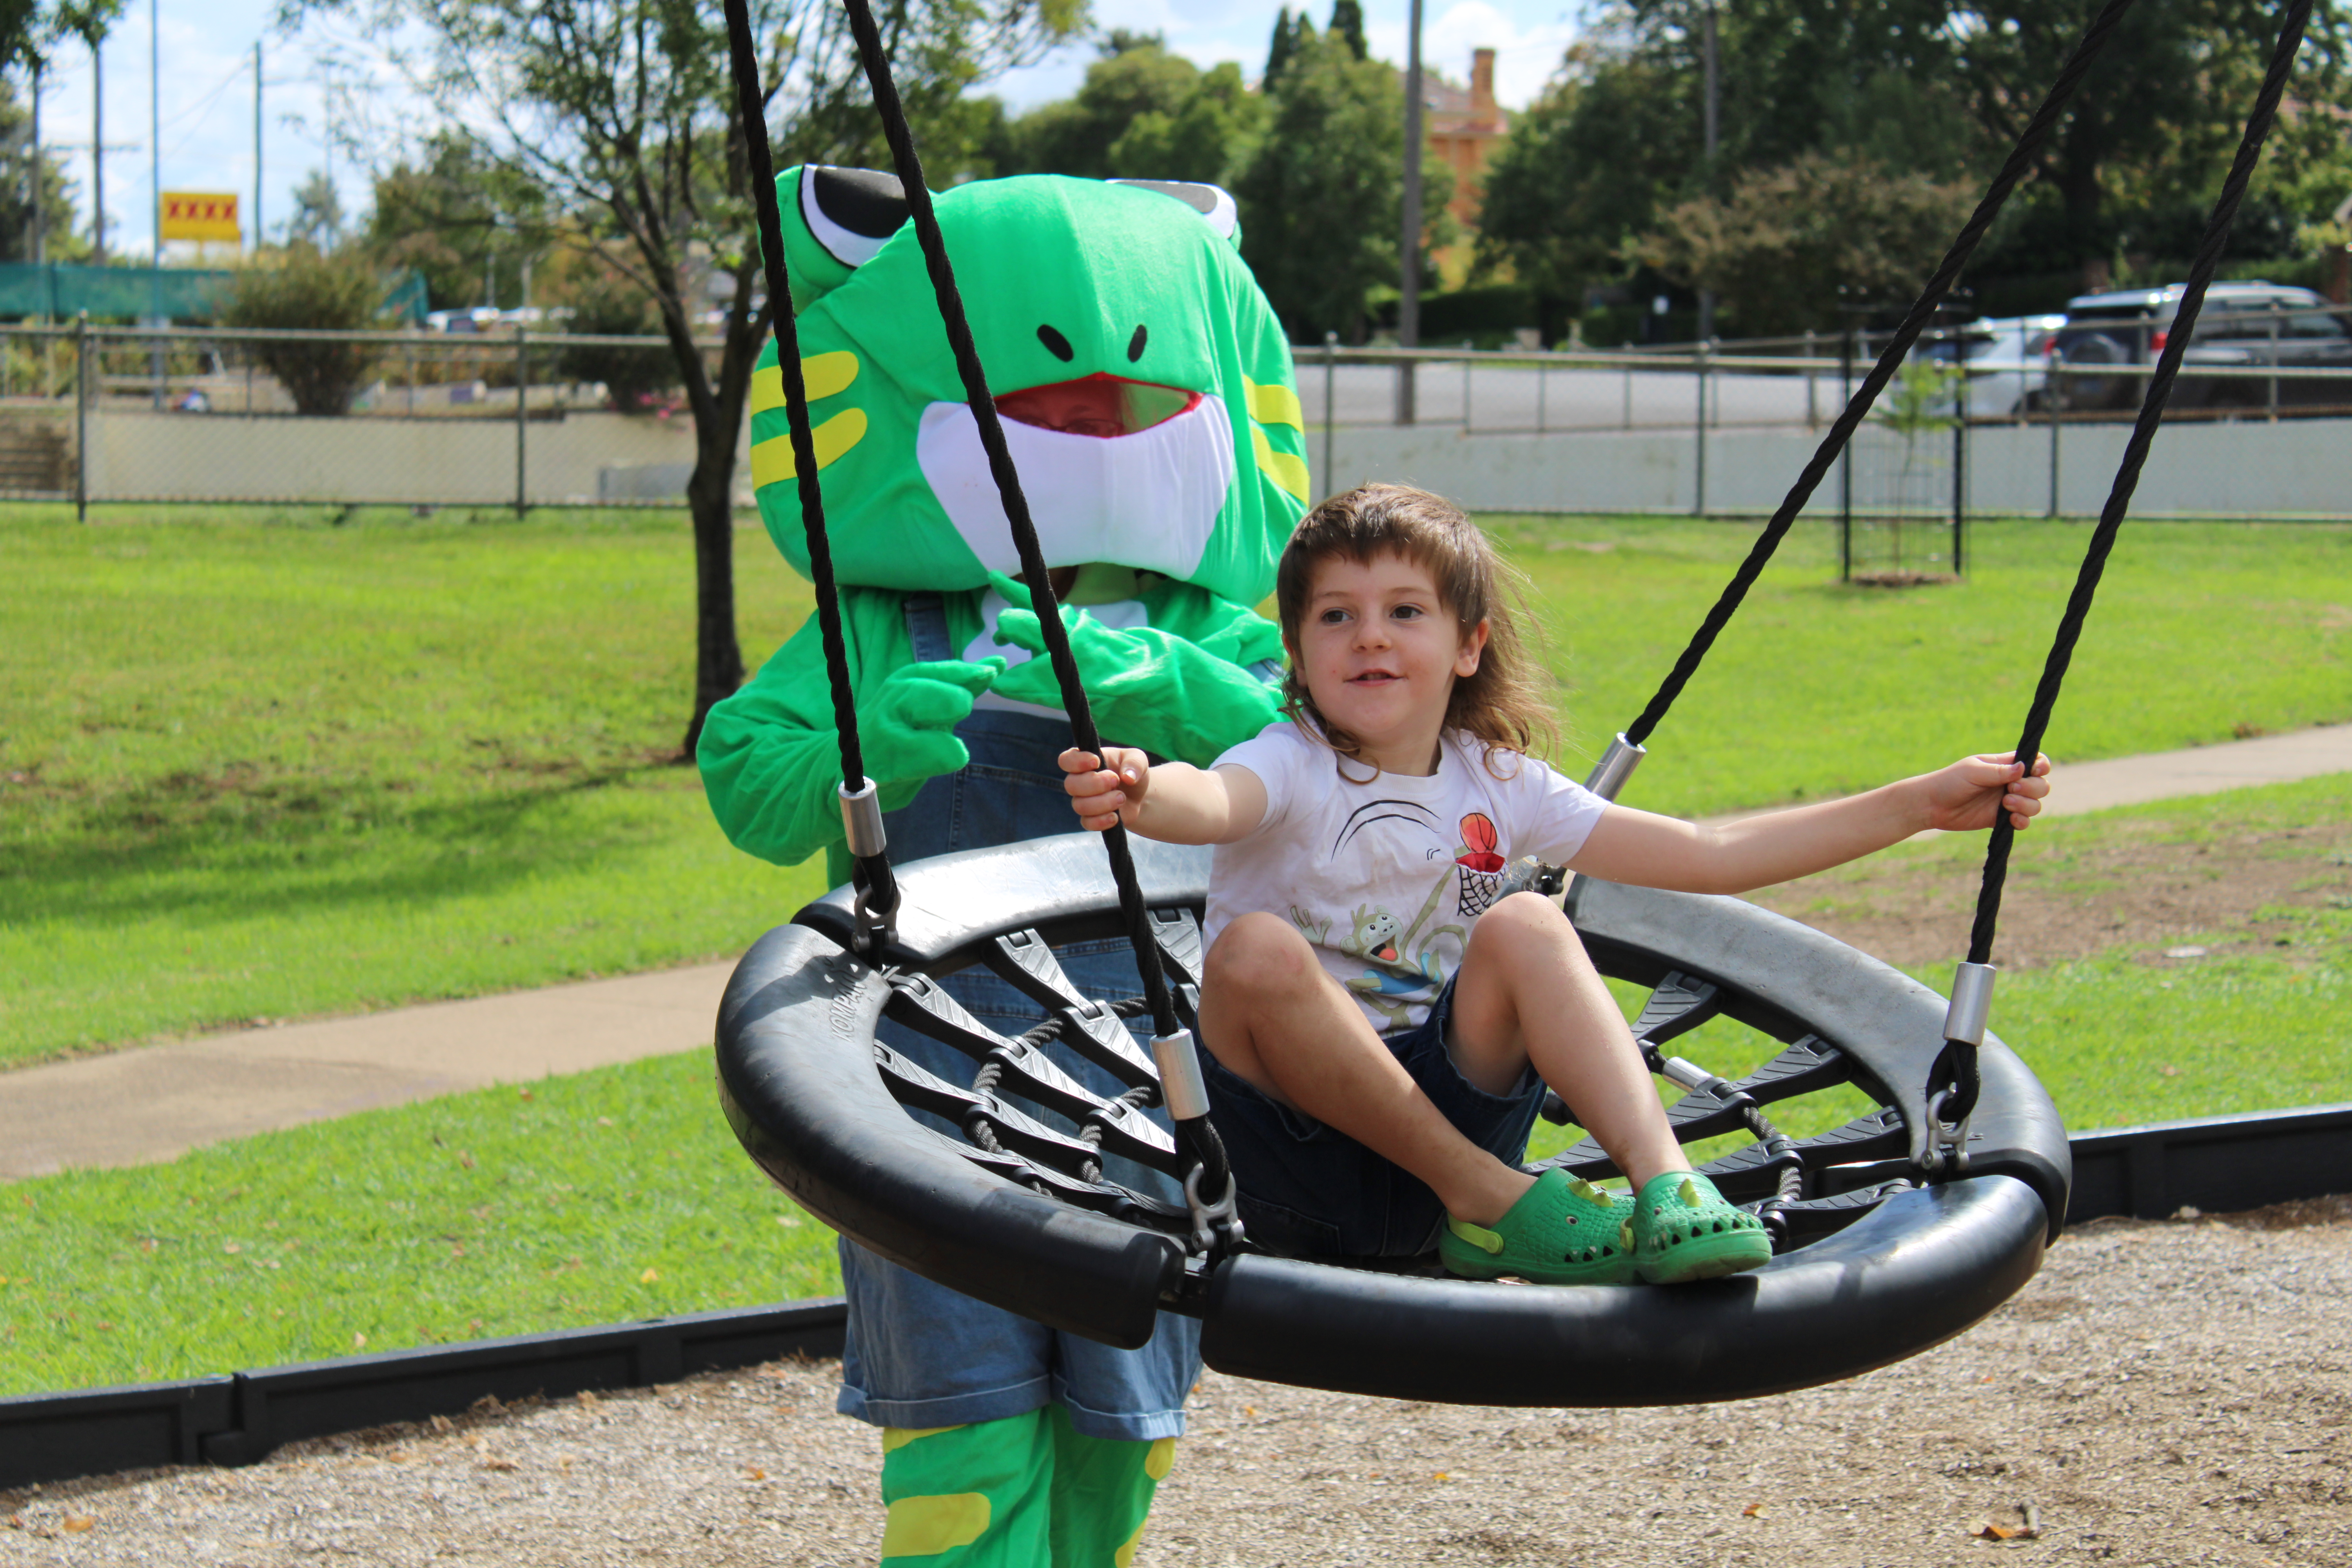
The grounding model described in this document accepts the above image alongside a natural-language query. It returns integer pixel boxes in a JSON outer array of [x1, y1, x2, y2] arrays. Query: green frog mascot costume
[[698, 166, 1308, 1566]]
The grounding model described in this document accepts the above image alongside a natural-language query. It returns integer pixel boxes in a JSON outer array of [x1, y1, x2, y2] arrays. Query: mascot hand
[[867, 658, 1003, 784], [990, 607, 1279, 765]]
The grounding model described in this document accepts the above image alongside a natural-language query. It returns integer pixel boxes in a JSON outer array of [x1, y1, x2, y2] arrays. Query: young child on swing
[[1058, 483, 2052, 1285]]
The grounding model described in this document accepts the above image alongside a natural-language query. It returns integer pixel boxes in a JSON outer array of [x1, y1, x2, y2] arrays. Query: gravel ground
[[5, 1198, 2347, 1567]]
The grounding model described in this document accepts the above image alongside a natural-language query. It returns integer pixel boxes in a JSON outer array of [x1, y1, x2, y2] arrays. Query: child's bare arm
[[1059, 746, 1268, 845], [1568, 752, 2052, 896]]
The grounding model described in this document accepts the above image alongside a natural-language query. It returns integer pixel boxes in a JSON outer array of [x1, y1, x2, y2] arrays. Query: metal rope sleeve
[[1620, 0, 2141, 750], [719, 0, 897, 918], [837, 0, 1231, 1205], [1964, 0, 2318, 978], [1929, 0, 2318, 1131]]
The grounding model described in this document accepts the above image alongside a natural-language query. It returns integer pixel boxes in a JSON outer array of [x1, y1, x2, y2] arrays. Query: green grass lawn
[[1, 504, 829, 1065], [5, 772, 2346, 1399], [2, 505, 2348, 1397], [5, 505, 2346, 1065]]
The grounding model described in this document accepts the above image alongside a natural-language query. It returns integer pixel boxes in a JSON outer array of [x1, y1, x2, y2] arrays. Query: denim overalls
[[834, 594, 1203, 1442]]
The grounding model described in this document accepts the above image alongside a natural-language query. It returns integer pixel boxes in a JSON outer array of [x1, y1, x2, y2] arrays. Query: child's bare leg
[[1448, 892, 1686, 1191], [1198, 913, 1533, 1226]]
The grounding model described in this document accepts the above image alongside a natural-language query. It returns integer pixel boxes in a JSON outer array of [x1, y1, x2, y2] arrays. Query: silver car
[[2052, 281, 2352, 413]]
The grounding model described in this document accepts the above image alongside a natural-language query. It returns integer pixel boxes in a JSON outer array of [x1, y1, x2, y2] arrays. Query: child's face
[[1290, 550, 1488, 769]]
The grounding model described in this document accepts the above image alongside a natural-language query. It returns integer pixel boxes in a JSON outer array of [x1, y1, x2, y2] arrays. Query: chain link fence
[[4, 322, 2347, 521], [0, 322, 743, 512]]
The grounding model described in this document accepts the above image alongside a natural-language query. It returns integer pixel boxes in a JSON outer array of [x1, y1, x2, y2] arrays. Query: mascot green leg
[[879, 1411, 1175, 1567], [1045, 1405, 1176, 1568]]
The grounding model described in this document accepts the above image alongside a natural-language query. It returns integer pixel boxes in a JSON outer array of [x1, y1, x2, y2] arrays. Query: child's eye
[[1319, 607, 1352, 626], [1392, 604, 1426, 622]]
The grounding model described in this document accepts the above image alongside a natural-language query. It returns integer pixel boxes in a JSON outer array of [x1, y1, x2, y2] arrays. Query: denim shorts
[[1199, 978, 1547, 1260]]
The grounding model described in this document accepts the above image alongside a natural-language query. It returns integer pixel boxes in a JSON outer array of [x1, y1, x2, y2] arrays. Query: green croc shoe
[[1632, 1171, 1774, 1284], [1439, 1169, 1636, 1286]]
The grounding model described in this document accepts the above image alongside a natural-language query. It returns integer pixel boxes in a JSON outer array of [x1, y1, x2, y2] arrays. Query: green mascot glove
[[697, 638, 1002, 876], [868, 657, 1005, 784], [987, 595, 1281, 765]]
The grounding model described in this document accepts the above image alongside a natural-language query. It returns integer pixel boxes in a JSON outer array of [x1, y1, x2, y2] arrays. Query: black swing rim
[[715, 835, 2070, 1403], [704, 0, 2313, 1405]]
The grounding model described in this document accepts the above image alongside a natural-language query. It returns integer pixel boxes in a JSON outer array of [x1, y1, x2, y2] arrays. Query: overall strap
[[903, 592, 953, 662]]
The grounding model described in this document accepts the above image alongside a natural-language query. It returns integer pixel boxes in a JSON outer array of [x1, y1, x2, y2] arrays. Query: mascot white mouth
[[916, 378, 1235, 580]]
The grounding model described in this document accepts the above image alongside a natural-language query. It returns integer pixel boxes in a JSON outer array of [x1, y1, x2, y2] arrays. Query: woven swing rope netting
[[868, 895, 1875, 1261]]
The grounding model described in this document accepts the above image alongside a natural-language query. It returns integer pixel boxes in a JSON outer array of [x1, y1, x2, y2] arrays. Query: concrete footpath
[[4, 724, 2347, 1182]]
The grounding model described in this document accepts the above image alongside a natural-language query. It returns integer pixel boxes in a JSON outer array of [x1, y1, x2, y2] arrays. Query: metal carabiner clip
[[1183, 1164, 1245, 1256]]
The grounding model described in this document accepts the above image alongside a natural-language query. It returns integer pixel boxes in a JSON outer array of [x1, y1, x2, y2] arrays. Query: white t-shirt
[[1205, 721, 1610, 1035]]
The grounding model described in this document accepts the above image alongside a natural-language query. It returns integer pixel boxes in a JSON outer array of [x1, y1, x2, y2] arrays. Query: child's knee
[[1473, 891, 1575, 949], [1205, 913, 1315, 994]]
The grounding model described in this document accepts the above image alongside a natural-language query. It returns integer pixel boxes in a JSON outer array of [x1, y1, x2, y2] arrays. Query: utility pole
[[149, 0, 159, 270], [91, 37, 103, 261], [253, 40, 263, 250], [1696, 0, 1719, 343], [29, 60, 41, 266], [1396, 0, 1424, 425]]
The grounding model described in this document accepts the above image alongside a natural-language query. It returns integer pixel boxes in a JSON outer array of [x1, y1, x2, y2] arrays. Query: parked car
[[2051, 281, 2352, 412], [1914, 314, 2066, 416]]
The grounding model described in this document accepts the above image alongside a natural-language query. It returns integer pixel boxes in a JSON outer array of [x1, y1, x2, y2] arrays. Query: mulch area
[[6, 1198, 2348, 1567]]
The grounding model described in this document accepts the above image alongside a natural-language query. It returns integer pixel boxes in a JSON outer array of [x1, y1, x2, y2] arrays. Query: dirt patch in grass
[[1746, 818, 2352, 971]]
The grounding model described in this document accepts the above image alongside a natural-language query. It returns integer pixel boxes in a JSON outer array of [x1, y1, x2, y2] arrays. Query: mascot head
[[748, 167, 1309, 607]]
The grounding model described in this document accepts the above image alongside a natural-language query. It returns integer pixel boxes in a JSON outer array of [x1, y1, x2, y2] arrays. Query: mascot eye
[[1037, 325, 1075, 362], [1126, 325, 1148, 363]]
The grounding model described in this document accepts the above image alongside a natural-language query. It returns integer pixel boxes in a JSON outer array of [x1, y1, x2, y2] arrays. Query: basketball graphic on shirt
[[1454, 812, 1507, 916]]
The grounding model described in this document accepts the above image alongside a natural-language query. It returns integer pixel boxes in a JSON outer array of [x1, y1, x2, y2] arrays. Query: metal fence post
[[1952, 399, 1967, 575], [515, 321, 529, 518], [2267, 304, 2280, 422], [1838, 324, 1854, 580], [1693, 340, 1710, 517], [2047, 397, 2061, 518], [1804, 328, 1817, 427], [1462, 340, 1473, 431], [1321, 331, 1337, 501], [1535, 350, 1546, 434], [73, 312, 88, 522]]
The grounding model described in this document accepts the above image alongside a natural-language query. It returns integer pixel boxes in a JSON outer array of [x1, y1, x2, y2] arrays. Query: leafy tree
[[1, 0, 120, 74], [1234, 27, 1452, 341], [1328, 0, 1366, 61], [552, 267, 676, 411], [1481, 0, 2352, 328], [1263, 7, 1302, 87], [1636, 152, 1976, 335], [296, 0, 1085, 754], [223, 244, 388, 414], [285, 169, 344, 250], [1476, 38, 1696, 325], [365, 132, 549, 310], [0, 73, 81, 260]]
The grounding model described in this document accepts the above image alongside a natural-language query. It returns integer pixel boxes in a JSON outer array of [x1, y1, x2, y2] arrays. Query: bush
[[224, 246, 388, 416], [552, 272, 675, 412]]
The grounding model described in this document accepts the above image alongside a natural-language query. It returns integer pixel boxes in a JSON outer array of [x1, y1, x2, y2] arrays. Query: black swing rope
[[721, 0, 896, 931], [720, 0, 1238, 1222], [1924, 0, 2319, 1133]]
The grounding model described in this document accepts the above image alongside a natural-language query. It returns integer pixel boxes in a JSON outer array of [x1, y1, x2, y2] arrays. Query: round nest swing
[[709, 0, 2315, 1408]]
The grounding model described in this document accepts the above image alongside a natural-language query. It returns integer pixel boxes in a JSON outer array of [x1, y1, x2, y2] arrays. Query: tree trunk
[[680, 419, 746, 760]]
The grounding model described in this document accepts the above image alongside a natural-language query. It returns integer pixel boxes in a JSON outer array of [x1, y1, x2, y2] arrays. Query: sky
[[31, 0, 1584, 265]]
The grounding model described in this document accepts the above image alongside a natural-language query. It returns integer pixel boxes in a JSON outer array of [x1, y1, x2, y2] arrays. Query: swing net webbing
[[718, 0, 2314, 1253]]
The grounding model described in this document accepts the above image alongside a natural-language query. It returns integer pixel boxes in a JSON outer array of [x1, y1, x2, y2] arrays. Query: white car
[[1914, 314, 2065, 417]]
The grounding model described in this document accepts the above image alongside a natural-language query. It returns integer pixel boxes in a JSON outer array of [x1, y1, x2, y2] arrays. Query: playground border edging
[[5, 1102, 2348, 1494]]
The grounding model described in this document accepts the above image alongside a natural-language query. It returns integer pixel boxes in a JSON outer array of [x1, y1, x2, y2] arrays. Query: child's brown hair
[[1273, 483, 1557, 771]]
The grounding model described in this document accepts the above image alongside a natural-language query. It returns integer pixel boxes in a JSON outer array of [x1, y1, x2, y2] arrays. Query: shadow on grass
[[0, 759, 697, 931]]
